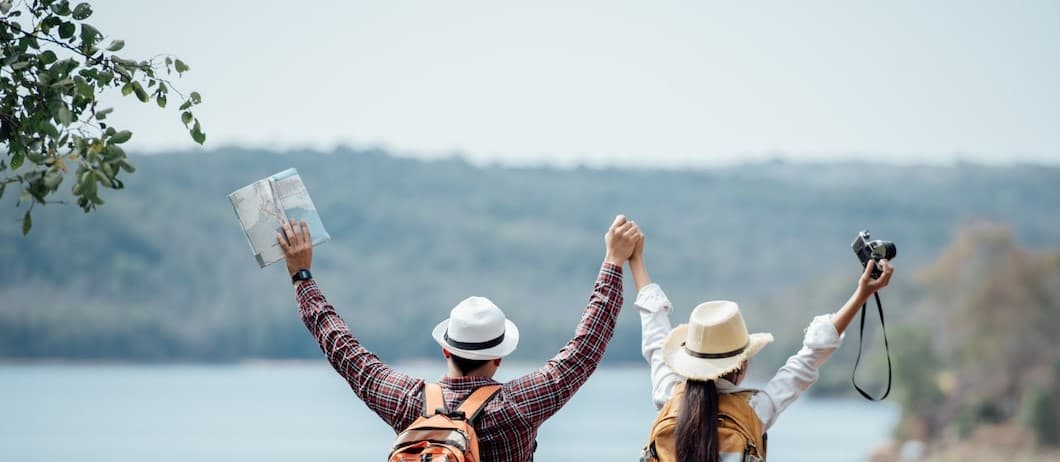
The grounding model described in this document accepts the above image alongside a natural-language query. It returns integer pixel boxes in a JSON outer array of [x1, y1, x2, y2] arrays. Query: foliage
[[1018, 386, 1060, 447], [0, 0, 204, 234], [889, 325, 943, 418], [906, 224, 1060, 443], [1016, 355, 1060, 448]]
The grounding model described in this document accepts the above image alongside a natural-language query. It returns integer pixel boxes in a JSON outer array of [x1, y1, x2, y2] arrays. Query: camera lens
[[880, 241, 897, 260], [869, 240, 897, 261]]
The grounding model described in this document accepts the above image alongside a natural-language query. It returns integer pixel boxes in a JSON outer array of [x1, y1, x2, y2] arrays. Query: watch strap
[[291, 269, 313, 284]]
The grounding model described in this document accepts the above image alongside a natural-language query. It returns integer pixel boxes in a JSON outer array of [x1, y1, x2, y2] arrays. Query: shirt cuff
[[635, 283, 672, 314], [803, 314, 842, 349]]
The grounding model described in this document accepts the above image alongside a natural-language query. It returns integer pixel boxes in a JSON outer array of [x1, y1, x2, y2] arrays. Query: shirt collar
[[715, 377, 757, 394], [438, 375, 500, 392]]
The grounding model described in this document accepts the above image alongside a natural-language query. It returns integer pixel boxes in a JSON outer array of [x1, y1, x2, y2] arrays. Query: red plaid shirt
[[295, 263, 623, 461]]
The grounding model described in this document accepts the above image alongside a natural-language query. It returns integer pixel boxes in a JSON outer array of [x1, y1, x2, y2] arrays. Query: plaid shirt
[[295, 262, 624, 461]]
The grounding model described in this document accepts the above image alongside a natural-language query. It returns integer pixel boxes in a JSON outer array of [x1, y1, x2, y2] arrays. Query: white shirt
[[636, 283, 843, 431]]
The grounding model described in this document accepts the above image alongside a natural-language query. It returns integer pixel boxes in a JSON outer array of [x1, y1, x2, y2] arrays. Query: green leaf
[[105, 39, 124, 52], [11, 152, 24, 169], [191, 121, 205, 145], [156, 93, 167, 108], [44, 170, 64, 188], [50, 0, 71, 16], [95, 107, 113, 120], [72, 2, 92, 19], [40, 122, 59, 138], [121, 82, 133, 96], [110, 130, 132, 144], [51, 77, 74, 88], [178, 100, 192, 111], [118, 159, 135, 173], [0, 1, 11, 14], [132, 81, 149, 102], [26, 150, 44, 164], [190, 91, 201, 104], [56, 105, 73, 126], [93, 169, 110, 186], [96, 70, 113, 86], [80, 23, 100, 45], [58, 22, 75, 39], [42, 15, 63, 28], [39, 50, 59, 65], [76, 79, 95, 99], [174, 59, 189, 73], [103, 144, 124, 159], [181, 111, 192, 126], [22, 210, 32, 235]]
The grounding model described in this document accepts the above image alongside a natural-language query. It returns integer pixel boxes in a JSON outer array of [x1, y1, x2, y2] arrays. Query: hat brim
[[432, 318, 520, 360], [661, 324, 774, 381]]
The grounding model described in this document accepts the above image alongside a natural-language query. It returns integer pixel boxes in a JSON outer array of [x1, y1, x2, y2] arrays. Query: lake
[[0, 363, 898, 461]]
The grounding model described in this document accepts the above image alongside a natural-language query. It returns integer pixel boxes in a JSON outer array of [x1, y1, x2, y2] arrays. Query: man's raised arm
[[278, 220, 422, 431], [505, 215, 643, 426]]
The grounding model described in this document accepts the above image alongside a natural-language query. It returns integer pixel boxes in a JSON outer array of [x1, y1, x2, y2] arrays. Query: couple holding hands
[[276, 214, 894, 462]]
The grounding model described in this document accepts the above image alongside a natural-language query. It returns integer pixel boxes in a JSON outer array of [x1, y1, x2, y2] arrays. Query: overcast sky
[[88, 1, 1059, 167]]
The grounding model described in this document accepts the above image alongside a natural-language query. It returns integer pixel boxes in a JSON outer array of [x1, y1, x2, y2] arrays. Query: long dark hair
[[676, 369, 742, 462], [676, 379, 720, 462]]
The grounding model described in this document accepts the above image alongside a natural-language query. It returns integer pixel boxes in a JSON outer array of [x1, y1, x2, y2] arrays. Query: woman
[[631, 235, 894, 461]]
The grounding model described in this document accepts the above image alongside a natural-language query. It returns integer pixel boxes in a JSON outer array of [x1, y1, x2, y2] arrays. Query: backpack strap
[[423, 382, 446, 417], [455, 384, 502, 422]]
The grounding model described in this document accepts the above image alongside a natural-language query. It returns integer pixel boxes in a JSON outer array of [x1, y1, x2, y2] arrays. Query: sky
[[87, 1, 1060, 167]]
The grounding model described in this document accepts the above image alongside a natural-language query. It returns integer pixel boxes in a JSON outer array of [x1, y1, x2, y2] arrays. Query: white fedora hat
[[432, 296, 520, 360], [662, 300, 774, 381]]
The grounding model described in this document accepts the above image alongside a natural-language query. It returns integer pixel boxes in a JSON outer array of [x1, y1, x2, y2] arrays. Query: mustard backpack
[[641, 384, 767, 462]]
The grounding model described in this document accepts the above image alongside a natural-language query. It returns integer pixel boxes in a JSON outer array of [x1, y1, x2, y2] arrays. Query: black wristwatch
[[291, 269, 313, 284]]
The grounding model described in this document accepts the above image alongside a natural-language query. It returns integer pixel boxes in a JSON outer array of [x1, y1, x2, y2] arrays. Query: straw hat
[[432, 296, 520, 360], [662, 300, 774, 381]]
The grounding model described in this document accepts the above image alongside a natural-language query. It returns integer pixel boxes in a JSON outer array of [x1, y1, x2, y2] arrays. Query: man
[[276, 215, 642, 460]]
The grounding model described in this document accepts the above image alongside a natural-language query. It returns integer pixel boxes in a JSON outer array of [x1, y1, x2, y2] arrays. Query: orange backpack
[[388, 383, 501, 462]]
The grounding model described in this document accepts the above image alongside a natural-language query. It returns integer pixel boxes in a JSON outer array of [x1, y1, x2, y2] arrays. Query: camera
[[852, 230, 896, 278]]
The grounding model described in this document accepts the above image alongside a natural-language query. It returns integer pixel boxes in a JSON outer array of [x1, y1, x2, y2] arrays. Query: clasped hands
[[604, 214, 644, 267]]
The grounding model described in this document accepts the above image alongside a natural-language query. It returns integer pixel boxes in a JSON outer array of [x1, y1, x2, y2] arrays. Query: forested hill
[[2, 148, 1058, 371]]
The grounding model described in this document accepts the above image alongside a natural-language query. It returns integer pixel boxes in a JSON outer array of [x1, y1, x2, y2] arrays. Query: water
[[1, 363, 898, 461]]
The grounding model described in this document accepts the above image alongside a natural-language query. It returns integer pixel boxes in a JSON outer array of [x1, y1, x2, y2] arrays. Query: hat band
[[683, 340, 748, 359], [444, 330, 505, 351]]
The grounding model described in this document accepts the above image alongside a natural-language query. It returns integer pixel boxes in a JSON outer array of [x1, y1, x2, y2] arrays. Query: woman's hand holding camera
[[856, 258, 894, 298]]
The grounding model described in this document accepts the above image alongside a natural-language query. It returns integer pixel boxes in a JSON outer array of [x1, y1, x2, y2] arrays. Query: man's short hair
[[451, 354, 489, 375]]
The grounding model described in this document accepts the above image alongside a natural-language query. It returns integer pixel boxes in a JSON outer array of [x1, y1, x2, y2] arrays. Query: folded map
[[228, 168, 330, 268]]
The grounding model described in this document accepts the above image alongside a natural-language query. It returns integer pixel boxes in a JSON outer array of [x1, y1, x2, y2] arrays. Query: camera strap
[[851, 292, 892, 401]]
